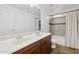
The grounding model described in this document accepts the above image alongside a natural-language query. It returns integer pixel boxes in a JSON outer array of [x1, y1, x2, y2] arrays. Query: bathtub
[[52, 35, 65, 47], [0, 31, 51, 54]]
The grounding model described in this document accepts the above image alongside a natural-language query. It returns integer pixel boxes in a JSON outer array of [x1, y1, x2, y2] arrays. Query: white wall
[[0, 5, 37, 35], [48, 4, 79, 15], [40, 4, 79, 33], [41, 8, 49, 32]]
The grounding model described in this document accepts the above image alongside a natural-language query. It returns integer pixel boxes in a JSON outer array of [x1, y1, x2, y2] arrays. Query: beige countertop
[[0, 32, 51, 54]]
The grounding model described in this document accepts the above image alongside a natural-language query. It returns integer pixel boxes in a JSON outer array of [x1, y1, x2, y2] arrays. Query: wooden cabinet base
[[13, 35, 51, 54]]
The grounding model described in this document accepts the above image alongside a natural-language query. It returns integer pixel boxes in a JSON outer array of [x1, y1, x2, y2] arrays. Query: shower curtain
[[49, 10, 78, 49], [65, 10, 78, 49]]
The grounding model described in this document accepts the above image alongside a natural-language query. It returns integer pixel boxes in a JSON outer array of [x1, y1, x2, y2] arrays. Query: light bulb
[[30, 4, 34, 7]]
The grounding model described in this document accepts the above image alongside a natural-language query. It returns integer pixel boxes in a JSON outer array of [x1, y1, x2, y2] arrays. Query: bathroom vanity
[[13, 35, 51, 54], [0, 32, 51, 54]]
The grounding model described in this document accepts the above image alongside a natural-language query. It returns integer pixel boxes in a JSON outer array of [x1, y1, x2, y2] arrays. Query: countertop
[[0, 32, 51, 54]]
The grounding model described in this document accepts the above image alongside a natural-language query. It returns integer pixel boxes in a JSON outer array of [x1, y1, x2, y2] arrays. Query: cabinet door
[[41, 35, 51, 54], [41, 37, 47, 54], [30, 45, 42, 54], [46, 35, 51, 53]]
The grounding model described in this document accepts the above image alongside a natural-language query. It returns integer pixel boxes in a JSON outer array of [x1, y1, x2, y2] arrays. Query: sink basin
[[15, 34, 23, 39], [0, 38, 16, 54]]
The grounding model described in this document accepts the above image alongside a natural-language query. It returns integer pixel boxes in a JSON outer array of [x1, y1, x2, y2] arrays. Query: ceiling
[[38, 4, 78, 10], [8, 4, 40, 16], [7, 4, 79, 16], [7, 4, 53, 16], [38, 4, 79, 14]]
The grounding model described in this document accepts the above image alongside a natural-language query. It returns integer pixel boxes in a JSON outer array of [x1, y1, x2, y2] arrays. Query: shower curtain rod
[[49, 9, 79, 16]]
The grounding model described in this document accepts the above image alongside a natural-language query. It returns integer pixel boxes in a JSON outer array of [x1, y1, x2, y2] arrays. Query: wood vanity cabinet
[[13, 40, 42, 54], [13, 35, 51, 54], [41, 35, 51, 54]]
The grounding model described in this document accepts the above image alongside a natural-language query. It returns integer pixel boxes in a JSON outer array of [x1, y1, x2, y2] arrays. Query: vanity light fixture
[[30, 4, 37, 7], [30, 4, 40, 9], [30, 4, 34, 7]]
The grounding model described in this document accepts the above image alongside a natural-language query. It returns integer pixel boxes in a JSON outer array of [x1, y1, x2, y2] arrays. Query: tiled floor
[[51, 44, 78, 54]]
